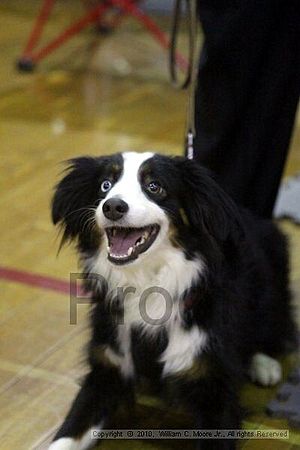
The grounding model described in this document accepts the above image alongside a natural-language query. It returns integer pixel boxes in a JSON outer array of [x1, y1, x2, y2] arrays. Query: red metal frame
[[18, 0, 187, 71]]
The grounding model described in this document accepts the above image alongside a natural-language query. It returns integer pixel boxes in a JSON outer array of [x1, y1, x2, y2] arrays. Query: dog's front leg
[[49, 363, 132, 450], [178, 374, 241, 450], [194, 390, 241, 450]]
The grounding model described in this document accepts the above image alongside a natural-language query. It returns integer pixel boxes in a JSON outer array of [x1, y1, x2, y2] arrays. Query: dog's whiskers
[[63, 206, 97, 221]]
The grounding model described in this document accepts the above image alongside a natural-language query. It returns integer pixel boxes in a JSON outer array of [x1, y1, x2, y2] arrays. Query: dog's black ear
[[176, 157, 244, 243], [52, 157, 103, 246]]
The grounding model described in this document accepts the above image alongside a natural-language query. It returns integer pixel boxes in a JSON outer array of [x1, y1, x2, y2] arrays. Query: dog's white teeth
[[107, 246, 110, 253], [112, 228, 116, 237], [133, 232, 149, 248], [110, 253, 127, 259], [127, 247, 133, 256], [138, 237, 145, 246]]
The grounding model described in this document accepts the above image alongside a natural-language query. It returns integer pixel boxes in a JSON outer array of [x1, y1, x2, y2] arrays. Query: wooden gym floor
[[0, 1, 299, 449]]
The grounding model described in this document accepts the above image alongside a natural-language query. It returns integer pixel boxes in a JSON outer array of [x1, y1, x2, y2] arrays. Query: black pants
[[194, 0, 300, 219]]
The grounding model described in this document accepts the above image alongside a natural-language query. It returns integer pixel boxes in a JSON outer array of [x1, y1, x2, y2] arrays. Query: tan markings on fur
[[168, 223, 181, 248], [91, 345, 121, 369], [140, 163, 151, 180], [111, 163, 121, 174], [174, 358, 209, 381], [179, 208, 190, 227], [165, 358, 209, 383]]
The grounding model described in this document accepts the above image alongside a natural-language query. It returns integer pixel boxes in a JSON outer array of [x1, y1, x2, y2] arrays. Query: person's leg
[[194, 0, 300, 219]]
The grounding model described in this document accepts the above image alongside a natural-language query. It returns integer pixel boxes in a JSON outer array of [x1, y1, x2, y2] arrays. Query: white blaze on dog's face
[[52, 150, 235, 271], [96, 152, 170, 266]]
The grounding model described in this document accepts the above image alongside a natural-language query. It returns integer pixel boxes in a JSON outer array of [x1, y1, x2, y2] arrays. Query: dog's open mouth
[[105, 224, 160, 264]]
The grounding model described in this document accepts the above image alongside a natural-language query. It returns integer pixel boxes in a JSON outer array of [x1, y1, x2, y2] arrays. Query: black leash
[[169, 0, 199, 160]]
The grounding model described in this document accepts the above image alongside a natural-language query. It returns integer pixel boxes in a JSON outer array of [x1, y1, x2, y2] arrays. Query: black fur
[[52, 154, 123, 250], [51, 153, 296, 449]]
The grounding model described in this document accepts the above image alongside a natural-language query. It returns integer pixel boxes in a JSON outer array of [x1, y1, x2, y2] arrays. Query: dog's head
[[52, 152, 243, 266]]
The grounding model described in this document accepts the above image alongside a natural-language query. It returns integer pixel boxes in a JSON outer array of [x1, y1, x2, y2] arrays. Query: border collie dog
[[49, 151, 296, 450]]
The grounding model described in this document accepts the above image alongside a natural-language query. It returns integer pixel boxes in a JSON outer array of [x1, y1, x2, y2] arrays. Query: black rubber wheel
[[16, 58, 35, 72]]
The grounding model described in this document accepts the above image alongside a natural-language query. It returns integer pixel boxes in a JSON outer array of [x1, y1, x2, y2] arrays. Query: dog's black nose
[[102, 198, 129, 221]]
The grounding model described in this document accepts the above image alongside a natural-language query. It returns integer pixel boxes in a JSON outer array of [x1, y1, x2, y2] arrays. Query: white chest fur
[[86, 242, 208, 377]]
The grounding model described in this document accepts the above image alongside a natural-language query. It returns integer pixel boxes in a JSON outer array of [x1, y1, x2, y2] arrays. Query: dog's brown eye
[[147, 181, 164, 195], [101, 180, 112, 193]]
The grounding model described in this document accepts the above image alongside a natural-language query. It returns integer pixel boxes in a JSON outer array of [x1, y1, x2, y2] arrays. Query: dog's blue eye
[[101, 180, 112, 193], [147, 181, 163, 195]]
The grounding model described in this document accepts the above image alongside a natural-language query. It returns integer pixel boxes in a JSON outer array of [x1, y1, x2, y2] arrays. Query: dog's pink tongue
[[110, 229, 142, 255]]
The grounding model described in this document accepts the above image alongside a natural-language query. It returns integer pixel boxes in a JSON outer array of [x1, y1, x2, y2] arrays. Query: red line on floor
[[0, 266, 71, 295]]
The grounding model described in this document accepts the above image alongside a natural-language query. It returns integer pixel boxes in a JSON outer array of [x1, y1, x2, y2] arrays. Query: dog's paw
[[48, 438, 78, 450], [49, 423, 103, 450], [249, 353, 282, 387], [48, 436, 94, 450]]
